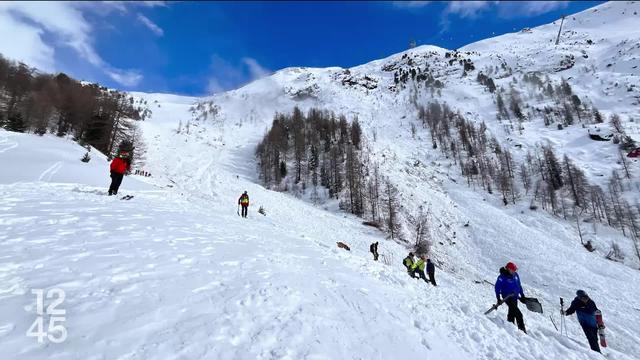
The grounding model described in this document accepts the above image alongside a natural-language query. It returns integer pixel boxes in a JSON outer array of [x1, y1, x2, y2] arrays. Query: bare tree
[[383, 179, 401, 240]]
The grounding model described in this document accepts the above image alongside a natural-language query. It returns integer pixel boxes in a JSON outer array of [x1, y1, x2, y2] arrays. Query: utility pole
[[555, 15, 565, 45]]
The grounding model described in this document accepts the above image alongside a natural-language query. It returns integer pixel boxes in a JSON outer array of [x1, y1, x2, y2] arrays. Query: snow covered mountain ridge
[[181, 0, 640, 253], [2, 1, 640, 359]]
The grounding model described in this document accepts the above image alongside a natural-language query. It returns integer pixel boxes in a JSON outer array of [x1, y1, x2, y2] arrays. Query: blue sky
[[0, 1, 604, 96]]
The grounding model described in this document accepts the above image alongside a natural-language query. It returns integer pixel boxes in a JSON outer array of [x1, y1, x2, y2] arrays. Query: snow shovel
[[484, 294, 514, 315], [523, 297, 543, 314]]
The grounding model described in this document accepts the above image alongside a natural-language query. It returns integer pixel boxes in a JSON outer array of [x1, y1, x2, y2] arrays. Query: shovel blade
[[524, 297, 543, 314]]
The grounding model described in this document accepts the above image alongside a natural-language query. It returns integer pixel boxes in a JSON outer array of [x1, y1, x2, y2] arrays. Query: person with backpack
[[369, 242, 379, 261], [494, 261, 527, 333], [238, 191, 249, 218], [403, 252, 415, 276], [426, 258, 437, 286], [563, 290, 601, 353], [108, 150, 131, 196], [411, 255, 429, 284]]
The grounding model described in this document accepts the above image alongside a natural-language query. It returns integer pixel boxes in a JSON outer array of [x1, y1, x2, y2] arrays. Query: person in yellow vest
[[411, 255, 429, 284], [403, 252, 415, 276], [238, 191, 249, 218]]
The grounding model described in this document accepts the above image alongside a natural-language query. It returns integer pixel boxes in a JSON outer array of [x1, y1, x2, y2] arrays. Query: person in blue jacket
[[564, 290, 601, 353], [494, 262, 527, 333]]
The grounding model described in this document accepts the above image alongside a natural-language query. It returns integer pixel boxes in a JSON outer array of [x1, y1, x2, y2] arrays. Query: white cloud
[[137, 13, 164, 36], [438, 1, 492, 33], [206, 55, 243, 93], [392, 1, 431, 9], [206, 78, 225, 95], [0, 1, 147, 87], [105, 69, 144, 87], [242, 57, 270, 79], [445, 1, 491, 19], [439, 1, 569, 33], [206, 55, 271, 94], [76, 1, 167, 14], [497, 1, 569, 18], [0, 11, 55, 71], [141, 1, 168, 7]]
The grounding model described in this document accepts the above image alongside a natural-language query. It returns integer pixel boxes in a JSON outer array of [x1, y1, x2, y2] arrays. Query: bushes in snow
[[476, 73, 496, 93], [492, 75, 604, 134]]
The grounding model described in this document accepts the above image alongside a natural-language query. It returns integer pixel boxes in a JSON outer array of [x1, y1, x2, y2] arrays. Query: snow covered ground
[[0, 131, 152, 190], [2, 107, 639, 360], [2, 1, 640, 359]]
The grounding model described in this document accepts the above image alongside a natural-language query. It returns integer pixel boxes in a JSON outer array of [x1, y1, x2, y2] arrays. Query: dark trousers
[[241, 205, 248, 218], [427, 270, 437, 286], [371, 250, 379, 261], [109, 172, 124, 195], [580, 323, 601, 353], [413, 269, 429, 283], [405, 266, 412, 276], [505, 298, 526, 333]]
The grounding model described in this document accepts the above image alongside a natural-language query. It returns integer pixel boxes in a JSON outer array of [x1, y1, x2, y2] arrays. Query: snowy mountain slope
[[3, 127, 637, 360], [3, 1, 640, 359], [125, 1, 640, 357], [458, 0, 640, 182], [0, 130, 153, 190], [152, 0, 640, 268], [180, 2, 639, 193], [130, 84, 640, 358], [115, 2, 640, 358]]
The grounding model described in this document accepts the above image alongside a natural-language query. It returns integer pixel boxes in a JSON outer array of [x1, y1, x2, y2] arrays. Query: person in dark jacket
[[369, 242, 379, 261], [426, 258, 437, 286], [108, 151, 130, 196], [238, 191, 249, 218], [494, 262, 527, 333], [564, 290, 601, 353], [403, 253, 415, 276]]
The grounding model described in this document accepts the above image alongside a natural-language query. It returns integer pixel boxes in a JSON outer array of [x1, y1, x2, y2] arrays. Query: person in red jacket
[[108, 151, 131, 195]]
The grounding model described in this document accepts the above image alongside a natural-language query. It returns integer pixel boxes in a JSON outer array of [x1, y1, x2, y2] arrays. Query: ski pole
[[550, 315, 558, 331], [237, 204, 240, 216]]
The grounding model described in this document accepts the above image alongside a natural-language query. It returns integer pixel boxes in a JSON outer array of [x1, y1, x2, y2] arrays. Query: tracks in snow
[[38, 161, 63, 182]]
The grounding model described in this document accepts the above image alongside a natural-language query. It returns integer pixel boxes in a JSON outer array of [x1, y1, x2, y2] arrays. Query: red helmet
[[506, 262, 518, 272]]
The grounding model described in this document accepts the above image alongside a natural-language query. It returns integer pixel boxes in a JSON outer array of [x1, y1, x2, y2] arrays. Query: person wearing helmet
[[108, 150, 131, 196], [494, 261, 527, 333], [238, 191, 250, 218], [564, 290, 601, 353]]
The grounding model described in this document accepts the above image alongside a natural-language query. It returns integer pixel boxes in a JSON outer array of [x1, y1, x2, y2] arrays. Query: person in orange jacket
[[109, 150, 131, 196]]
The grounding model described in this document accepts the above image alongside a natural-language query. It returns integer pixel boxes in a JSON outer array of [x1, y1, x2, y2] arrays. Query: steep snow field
[[460, 0, 640, 186], [2, 119, 639, 360], [2, 1, 640, 359]]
